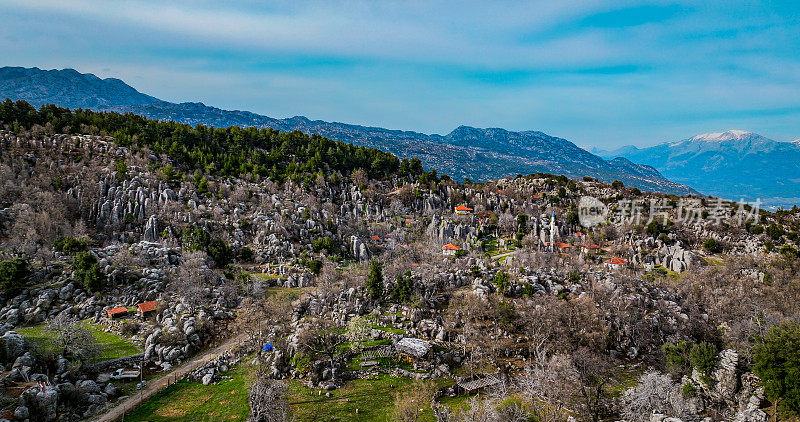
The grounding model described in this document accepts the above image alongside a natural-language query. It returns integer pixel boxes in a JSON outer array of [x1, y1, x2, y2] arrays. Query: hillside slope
[[0, 66, 696, 195]]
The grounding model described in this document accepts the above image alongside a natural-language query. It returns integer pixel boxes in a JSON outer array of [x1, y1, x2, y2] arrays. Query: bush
[[766, 223, 786, 241], [312, 236, 337, 255], [207, 239, 233, 267], [689, 341, 718, 376], [181, 226, 211, 252], [0, 258, 32, 295], [611, 180, 624, 188], [753, 321, 800, 415], [120, 321, 140, 336], [493, 270, 509, 294], [238, 246, 255, 263], [305, 259, 323, 275], [73, 252, 105, 292], [391, 271, 413, 303], [53, 236, 89, 254], [703, 238, 723, 254], [366, 260, 384, 300]]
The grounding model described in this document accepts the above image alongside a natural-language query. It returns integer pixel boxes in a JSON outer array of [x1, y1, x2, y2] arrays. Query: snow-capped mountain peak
[[689, 129, 753, 142]]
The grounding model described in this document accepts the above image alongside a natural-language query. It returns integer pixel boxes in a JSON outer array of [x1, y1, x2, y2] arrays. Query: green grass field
[[126, 364, 251, 421], [17, 321, 140, 361], [288, 375, 451, 422]]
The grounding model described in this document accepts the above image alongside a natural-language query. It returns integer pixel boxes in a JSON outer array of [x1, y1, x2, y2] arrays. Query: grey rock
[[13, 405, 29, 420]]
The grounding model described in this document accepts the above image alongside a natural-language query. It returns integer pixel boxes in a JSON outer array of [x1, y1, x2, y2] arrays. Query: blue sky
[[2, 0, 800, 148]]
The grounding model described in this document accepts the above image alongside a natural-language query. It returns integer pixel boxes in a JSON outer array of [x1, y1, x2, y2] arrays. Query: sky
[[2, 0, 800, 148]]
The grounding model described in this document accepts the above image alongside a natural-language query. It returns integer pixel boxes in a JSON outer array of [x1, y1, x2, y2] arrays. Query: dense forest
[[0, 99, 432, 184]]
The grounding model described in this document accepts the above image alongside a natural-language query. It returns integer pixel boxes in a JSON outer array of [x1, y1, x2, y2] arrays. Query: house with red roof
[[442, 243, 461, 256], [603, 257, 628, 270], [580, 243, 602, 254], [106, 306, 128, 319], [137, 300, 158, 317], [454, 205, 473, 215]]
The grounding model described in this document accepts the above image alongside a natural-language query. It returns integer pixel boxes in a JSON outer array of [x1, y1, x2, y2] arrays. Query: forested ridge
[[0, 99, 430, 184]]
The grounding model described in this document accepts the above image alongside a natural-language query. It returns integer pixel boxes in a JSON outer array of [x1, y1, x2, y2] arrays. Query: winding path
[[96, 333, 247, 422]]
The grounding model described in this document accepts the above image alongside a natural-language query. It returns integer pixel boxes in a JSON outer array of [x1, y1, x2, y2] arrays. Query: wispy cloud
[[2, 0, 799, 147]]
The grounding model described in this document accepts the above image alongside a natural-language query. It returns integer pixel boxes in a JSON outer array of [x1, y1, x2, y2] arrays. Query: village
[[0, 127, 797, 422]]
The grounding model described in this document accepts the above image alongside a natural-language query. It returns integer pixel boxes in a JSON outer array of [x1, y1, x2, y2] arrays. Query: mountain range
[[599, 130, 800, 208], [0, 66, 699, 196]]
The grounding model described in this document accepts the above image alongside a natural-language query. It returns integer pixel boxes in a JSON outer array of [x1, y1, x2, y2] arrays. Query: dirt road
[[96, 333, 247, 422]]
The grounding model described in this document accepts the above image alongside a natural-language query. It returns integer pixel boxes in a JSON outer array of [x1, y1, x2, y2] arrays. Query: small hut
[[137, 300, 158, 318], [395, 337, 432, 363], [106, 307, 128, 319]]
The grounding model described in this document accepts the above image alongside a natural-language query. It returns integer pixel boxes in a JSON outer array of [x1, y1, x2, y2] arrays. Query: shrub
[[53, 236, 89, 254], [703, 238, 723, 254], [662, 340, 692, 373], [766, 223, 786, 241], [114, 158, 127, 179], [238, 246, 255, 263], [305, 259, 323, 275], [73, 252, 105, 292], [493, 270, 509, 294], [181, 226, 211, 252], [207, 239, 233, 267], [366, 260, 384, 300], [391, 271, 413, 303], [120, 321, 140, 336], [753, 321, 800, 415], [611, 180, 624, 188], [689, 341, 718, 375], [0, 258, 32, 295], [312, 236, 337, 254], [158, 329, 186, 347]]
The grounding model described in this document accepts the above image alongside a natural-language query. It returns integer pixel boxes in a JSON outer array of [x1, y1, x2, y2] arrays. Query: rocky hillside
[[0, 66, 696, 196], [1, 87, 799, 422]]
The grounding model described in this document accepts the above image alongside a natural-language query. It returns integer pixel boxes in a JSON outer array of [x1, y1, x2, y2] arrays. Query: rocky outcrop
[[143, 214, 159, 242]]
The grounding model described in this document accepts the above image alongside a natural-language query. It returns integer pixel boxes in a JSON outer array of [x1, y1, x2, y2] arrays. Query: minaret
[[549, 211, 555, 252]]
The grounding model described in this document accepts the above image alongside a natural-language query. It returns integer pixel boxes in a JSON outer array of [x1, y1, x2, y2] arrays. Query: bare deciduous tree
[[516, 353, 577, 421], [248, 370, 289, 422], [172, 251, 216, 309], [621, 370, 692, 422], [47, 313, 99, 364]]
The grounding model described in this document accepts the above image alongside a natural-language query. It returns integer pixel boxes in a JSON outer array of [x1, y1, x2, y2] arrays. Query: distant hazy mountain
[[0, 66, 158, 109], [602, 130, 800, 208], [0, 66, 696, 195]]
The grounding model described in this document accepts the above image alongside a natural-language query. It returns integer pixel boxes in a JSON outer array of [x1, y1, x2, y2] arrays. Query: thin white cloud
[[2, 0, 799, 146]]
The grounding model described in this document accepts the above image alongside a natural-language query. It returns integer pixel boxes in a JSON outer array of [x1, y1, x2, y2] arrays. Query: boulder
[[2, 332, 28, 360], [35, 387, 59, 422], [13, 406, 29, 421], [77, 379, 101, 395]]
